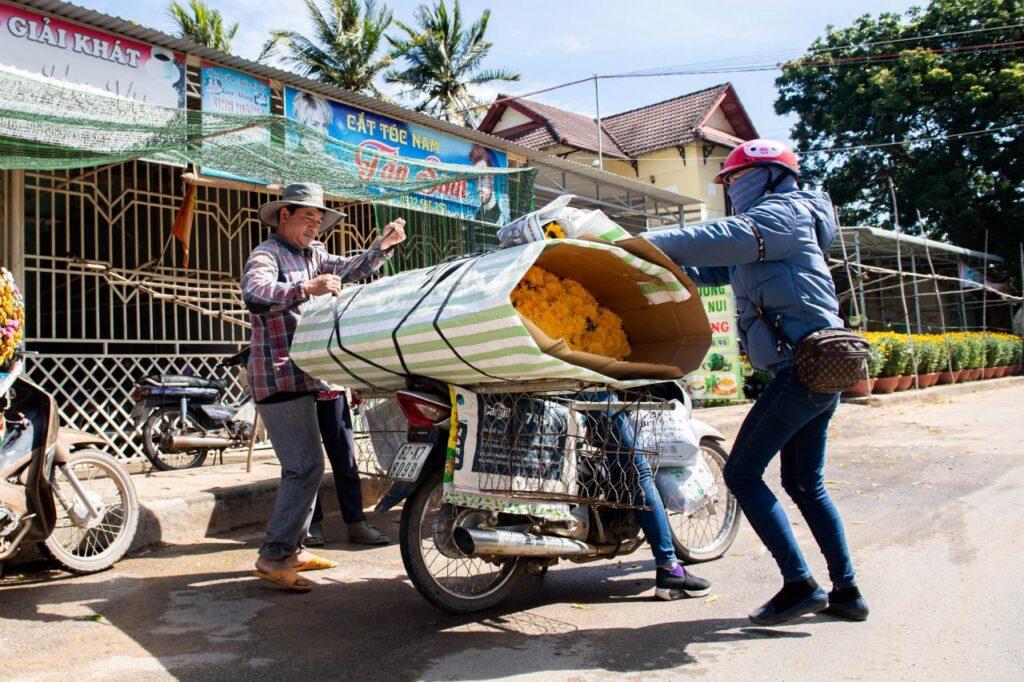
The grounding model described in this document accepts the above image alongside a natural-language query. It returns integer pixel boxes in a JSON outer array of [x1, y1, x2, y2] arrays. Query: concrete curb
[[844, 375, 1024, 407], [129, 468, 389, 554]]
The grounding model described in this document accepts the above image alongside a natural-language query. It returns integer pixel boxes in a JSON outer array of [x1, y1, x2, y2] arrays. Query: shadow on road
[[0, 549, 823, 679]]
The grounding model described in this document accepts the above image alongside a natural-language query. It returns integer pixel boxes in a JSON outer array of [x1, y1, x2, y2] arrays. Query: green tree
[[260, 0, 398, 99], [385, 0, 519, 126], [775, 0, 1023, 266], [167, 0, 238, 52]]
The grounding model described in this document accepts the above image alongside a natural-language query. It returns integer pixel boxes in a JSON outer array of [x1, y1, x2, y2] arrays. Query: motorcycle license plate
[[388, 443, 432, 482]]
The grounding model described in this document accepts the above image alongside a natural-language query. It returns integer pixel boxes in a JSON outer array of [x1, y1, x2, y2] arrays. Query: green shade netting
[[0, 66, 535, 221]]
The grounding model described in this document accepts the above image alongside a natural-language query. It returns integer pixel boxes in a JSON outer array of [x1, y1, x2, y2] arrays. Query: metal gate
[[22, 160, 379, 459]]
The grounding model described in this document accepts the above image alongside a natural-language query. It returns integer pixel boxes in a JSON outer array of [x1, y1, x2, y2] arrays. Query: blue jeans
[[582, 392, 677, 567], [724, 366, 856, 588]]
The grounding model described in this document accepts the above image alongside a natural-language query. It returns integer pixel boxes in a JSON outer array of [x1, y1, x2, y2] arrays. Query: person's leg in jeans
[[589, 392, 710, 599], [629, 450, 677, 566], [316, 396, 390, 544], [779, 395, 867, 620], [779, 395, 855, 588], [255, 395, 325, 580], [723, 366, 833, 622]]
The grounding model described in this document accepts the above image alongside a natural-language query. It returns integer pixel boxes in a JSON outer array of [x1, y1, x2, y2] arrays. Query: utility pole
[[593, 75, 603, 170]]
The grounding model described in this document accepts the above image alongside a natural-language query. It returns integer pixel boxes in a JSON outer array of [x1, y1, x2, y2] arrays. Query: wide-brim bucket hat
[[259, 182, 345, 231]]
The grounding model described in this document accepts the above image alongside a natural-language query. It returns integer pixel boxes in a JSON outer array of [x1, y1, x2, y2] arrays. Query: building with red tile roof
[[479, 83, 759, 221]]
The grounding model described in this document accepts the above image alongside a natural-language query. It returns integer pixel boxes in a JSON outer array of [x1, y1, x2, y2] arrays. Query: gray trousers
[[257, 395, 325, 560]]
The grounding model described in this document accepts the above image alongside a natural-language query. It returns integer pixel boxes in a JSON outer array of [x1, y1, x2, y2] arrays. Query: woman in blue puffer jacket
[[644, 139, 868, 625]]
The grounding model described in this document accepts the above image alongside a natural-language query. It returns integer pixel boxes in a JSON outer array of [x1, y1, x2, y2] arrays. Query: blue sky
[[84, 0, 922, 143]]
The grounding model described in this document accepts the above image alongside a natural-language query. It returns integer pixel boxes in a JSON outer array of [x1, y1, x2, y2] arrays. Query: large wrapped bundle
[[290, 235, 710, 391]]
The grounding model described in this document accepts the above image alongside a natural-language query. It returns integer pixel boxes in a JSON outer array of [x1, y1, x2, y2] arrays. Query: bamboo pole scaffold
[[828, 257, 1023, 302], [887, 178, 919, 388], [918, 210, 955, 376]]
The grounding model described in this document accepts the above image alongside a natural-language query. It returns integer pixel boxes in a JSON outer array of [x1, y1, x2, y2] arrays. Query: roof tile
[[483, 83, 755, 158]]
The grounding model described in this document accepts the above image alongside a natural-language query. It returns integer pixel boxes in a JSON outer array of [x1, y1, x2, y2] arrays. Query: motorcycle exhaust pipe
[[162, 436, 238, 452], [453, 527, 600, 558]]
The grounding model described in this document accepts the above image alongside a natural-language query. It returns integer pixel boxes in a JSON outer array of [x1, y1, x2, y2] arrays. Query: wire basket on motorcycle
[[466, 385, 679, 510]]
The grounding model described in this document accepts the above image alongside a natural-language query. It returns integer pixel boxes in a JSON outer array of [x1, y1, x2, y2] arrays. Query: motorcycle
[[0, 353, 139, 574], [130, 347, 255, 471], [375, 378, 740, 614]]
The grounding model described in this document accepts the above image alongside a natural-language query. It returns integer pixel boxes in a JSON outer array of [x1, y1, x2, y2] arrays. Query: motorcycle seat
[[143, 374, 228, 390]]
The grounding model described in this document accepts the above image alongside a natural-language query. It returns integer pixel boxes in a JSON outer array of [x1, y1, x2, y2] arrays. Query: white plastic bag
[[641, 398, 716, 515], [636, 399, 700, 467], [656, 457, 717, 516]]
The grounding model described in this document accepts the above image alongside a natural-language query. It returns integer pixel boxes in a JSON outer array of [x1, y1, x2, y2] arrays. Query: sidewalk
[[843, 374, 1023, 407], [129, 459, 390, 552], [106, 375, 1022, 555]]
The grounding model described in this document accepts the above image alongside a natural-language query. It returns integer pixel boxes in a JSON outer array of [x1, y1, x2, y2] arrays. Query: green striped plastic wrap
[[290, 238, 690, 392]]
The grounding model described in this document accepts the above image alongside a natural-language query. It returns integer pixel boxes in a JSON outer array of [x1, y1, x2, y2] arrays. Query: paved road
[[2, 386, 1023, 681]]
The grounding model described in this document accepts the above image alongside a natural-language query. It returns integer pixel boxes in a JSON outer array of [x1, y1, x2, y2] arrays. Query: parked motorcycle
[[0, 353, 139, 574], [130, 346, 255, 471], [377, 379, 740, 613]]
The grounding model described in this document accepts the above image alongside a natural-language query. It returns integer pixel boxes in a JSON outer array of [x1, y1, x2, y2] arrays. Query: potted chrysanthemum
[[872, 334, 908, 394], [914, 336, 941, 388], [0, 268, 24, 373]]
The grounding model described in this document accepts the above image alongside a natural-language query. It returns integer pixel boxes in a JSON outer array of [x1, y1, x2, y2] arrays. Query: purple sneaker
[[655, 564, 711, 600]]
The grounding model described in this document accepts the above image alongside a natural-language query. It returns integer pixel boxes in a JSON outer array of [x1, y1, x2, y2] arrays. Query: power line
[[617, 23, 1024, 77], [459, 26, 1024, 114], [603, 41, 1024, 79], [561, 122, 1022, 164]]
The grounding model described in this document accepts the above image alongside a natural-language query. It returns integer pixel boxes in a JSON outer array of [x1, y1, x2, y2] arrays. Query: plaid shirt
[[242, 233, 391, 401]]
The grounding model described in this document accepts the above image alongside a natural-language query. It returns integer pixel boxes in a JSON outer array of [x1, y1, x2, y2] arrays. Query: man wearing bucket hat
[[643, 140, 868, 625], [242, 182, 406, 591]]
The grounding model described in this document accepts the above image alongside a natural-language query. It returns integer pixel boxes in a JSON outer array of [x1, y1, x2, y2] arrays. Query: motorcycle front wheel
[[142, 406, 209, 471], [667, 439, 742, 563], [400, 468, 524, 614], [41, 449, 140, 574]]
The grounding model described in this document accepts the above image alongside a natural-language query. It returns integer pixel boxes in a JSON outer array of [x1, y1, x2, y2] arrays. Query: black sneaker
[[655, 565, 711, 600], [749, 587, 828, 625], [823, 586, 869, 621]]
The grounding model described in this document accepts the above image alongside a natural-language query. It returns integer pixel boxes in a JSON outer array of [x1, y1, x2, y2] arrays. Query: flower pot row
[[842, 365, 1021, 397]]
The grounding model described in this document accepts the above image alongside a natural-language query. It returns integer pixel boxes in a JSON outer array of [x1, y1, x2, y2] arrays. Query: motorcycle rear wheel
[[400, 468, 524, 614], [142, 406, 209, 471], [667, 439, 741, 563], [40, 449, 139, 574]]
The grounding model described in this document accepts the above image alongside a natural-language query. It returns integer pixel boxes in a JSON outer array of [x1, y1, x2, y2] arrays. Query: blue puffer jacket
[[643, 186, 843, 374]]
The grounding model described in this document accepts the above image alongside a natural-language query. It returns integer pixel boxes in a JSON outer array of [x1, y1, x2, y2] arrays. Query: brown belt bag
[[754, 305, 870, 393]]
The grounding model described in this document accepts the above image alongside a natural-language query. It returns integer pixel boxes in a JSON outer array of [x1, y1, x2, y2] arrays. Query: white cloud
[[555, 35, 590, 54], [524, 34, 591, 58]]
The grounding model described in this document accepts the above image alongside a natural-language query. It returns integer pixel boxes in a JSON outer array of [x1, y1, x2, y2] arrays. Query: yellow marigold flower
[[511, 266, 632, 360]]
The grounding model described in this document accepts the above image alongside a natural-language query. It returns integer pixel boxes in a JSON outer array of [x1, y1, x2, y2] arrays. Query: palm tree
[[385, 0, 519, 127], [167, 0, 238, 52], [259, 0, 398, 99]]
